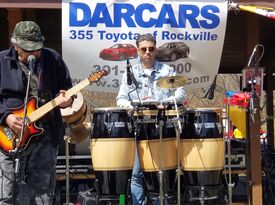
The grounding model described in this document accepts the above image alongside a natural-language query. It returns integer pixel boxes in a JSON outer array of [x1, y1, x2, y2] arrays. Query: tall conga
[[90, 107, 135, 196], [181, 108, 224, 201], [134, 101, 178, 200]]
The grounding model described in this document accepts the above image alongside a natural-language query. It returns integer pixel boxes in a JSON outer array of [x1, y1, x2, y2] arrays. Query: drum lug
[[166, 120, 173, 128], [128, 122, 132, 133], [90, 123, 94, 134], [195, 111, 202, 117], [216, 123, 223, 134], [195, 123, 202, 134], [106, 122, 113, 135]]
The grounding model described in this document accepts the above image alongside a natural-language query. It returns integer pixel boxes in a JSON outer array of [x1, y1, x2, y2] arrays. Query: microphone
[[247, 46, 257, 67], [27, 55, 36, 73], [126, 59, 132, 85], [202, 75, 217, 100]]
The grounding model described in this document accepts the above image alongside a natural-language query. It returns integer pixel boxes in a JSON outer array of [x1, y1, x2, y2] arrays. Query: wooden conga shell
[[60, 92, 90, 144]]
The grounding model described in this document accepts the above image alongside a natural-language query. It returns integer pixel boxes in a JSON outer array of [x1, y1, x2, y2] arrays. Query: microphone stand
[[128, 63, 142, 109], [202, 75, 217, 100], [11, 68, 33, 205], [158, 109, 164, 205], [201, 75, 233, 204], [127, 60, 140, 104], [245, 44, 264, 125], [128, 64, 165, 204], [126, 65, 149, 204], [170, 88, 183, 205], [225, 96, 233, 205], [64, 129, 74, 205]]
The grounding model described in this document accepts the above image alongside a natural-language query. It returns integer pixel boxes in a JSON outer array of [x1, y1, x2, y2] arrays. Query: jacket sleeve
[[116, 72, 133, 108], [55, 53, 73, 91], [0, 100, 12, 125]]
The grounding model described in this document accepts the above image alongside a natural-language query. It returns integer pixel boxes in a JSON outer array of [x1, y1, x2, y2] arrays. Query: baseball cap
[[11, 21, 45, 51]]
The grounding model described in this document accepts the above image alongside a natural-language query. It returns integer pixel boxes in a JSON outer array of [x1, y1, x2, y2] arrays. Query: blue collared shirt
[[116, 60, 186, 107]]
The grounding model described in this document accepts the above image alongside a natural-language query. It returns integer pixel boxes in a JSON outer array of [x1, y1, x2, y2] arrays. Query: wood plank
[[56, 174, 95, 181], [246, 95, 263, 205], [0, 3, 60, 9]]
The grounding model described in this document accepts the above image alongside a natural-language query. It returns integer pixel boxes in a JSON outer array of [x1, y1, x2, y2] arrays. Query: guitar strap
[[18, 61, 39, 98], [18, 61, 52, 123]]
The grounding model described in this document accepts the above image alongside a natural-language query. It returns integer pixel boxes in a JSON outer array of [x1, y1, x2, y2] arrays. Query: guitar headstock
[[88, 70, 108, 83]]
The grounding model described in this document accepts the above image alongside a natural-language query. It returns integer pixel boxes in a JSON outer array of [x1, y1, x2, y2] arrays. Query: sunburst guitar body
[[0, 97, 43, 154]]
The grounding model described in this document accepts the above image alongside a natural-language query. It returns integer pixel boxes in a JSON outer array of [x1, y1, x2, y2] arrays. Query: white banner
[[62, 0, 228, 93]]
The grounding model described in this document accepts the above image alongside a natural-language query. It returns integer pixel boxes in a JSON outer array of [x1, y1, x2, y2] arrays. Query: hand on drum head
[[119, 104, 133, 109], [141, 96, 152, 101], [156, 103, 181, 110], [157, 104, 165, 109]]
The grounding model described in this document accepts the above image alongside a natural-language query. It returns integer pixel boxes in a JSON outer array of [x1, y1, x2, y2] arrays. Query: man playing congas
[[116, 33, 186, 205]]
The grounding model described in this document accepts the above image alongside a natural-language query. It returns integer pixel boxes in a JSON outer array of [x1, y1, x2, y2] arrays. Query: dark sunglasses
[[139, 47, 155, 53], [22, 48, 41, 53]]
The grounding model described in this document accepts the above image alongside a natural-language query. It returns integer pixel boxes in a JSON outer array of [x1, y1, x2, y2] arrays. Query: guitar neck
[[28, 78, 90, 123]]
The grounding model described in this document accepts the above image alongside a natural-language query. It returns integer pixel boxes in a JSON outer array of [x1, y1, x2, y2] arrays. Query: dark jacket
[[0, 46, 73, 143]]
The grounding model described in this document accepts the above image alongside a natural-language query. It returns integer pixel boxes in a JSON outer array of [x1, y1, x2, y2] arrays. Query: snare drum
[[181, 108, 224, 201], [60, 92, 90, 144], [90, 107, 134, 195]]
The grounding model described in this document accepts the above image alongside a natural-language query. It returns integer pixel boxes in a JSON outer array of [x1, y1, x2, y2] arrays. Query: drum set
[[61, 76, 226, 205]]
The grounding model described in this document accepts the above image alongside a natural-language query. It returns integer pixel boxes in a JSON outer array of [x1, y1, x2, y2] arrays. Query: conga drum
[[90, 107, 135, 196], [60, 92, 90, 144], [161, 100, 185, 122], [181, 108, 224, 201], [134, 101, 177, 199]]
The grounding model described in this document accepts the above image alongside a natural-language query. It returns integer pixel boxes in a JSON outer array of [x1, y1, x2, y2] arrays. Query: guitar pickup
[[25, 117, 31, 126], [4, 128, 15, 140]]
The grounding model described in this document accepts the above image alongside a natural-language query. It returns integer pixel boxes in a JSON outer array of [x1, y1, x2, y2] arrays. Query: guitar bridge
[[4, 128, 15, 140]]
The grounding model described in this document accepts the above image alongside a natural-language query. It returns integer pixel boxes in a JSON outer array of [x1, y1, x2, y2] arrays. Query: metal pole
[[226, 100, 233, 205], [64, 134, 73, 205]]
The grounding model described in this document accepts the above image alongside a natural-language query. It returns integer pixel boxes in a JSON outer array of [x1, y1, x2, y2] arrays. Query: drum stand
[[133, 103, 165, 205], [157, 98, 182, 205], [158, 115, 165, 205], [174, 124, 182, 205], [63, 128, 74, 205], [168, 89, 183, 205], [172, 95, 183, 205], [225, 100, 233, 205]]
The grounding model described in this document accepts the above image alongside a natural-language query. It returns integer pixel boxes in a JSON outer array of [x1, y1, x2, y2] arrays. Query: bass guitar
[[0, 70, 107, 154]]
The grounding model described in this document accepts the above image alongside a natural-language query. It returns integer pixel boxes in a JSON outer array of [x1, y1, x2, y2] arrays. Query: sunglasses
[[139, 47, 155, 53]]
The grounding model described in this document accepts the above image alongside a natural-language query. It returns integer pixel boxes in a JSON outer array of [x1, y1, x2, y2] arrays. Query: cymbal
[[157, 76, 188, 88]]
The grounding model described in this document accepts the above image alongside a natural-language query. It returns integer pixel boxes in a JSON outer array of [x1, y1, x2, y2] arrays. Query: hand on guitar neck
[[56, 90, 74, 108]]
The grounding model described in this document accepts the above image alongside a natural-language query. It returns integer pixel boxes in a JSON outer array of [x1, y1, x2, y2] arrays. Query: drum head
[[92, 107, 129, 113], [131, 100, 159, 108], [186, 108, 223, 114]]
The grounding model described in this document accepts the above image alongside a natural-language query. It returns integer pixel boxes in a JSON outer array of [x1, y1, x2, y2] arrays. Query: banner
[[62, 0, 228, 93]]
